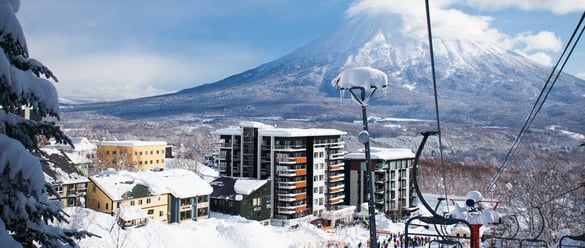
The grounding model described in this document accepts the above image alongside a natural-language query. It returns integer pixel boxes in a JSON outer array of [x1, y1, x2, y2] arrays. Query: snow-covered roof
[[210, 177, 268, 201], [259, 128, 346, 137], [90, 169, 212, 201], [331, 67, 388, 90], [70, 137, 96, 151], [212, 123, 346, 137], [64, 151, 91, 164], [96, 140, 167, 147], [234, 179, 268, 195], [41, 148, 89, 184], [118, 206, 147, 221], [240, 121, 275, 129], [344, 147, 414, 160]]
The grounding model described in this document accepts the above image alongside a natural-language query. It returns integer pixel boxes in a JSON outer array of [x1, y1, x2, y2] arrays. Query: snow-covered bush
[[0, 0, 90, 246]]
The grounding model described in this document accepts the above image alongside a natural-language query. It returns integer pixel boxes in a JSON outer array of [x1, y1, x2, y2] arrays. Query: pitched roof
[[210, 177, 268, 201], [90, 169, 212, 201]]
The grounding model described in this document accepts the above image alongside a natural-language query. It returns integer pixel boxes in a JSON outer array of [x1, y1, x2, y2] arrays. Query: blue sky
[[17, 0, 585, 101]]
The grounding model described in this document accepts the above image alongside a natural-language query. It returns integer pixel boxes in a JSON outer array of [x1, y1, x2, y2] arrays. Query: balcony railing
[[328, 175, 343, 182], [277, 193, 307, 202], [328, 163, 344, 171], [277, 205, 307, 215], [277, 181, 307, 190], [277, 168, 307, 177]]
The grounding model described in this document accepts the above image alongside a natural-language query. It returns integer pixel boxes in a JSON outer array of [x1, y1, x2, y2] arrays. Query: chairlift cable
[[484, 11, 585, 194], [509, 182, 584, 215], [424, 0, 450, 211]]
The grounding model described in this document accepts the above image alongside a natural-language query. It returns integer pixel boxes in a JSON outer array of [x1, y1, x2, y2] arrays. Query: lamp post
[[332, 67, 388, 248]]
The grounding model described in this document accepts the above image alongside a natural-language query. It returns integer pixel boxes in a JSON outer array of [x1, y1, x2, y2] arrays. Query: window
[[134, 152, 137, 156], [105, 203, 109, 210], [112, 151, 117, 155], [97, 202, 100, 208], [92, 185, 96, 193], [197, 208, 208, 217], [140, 151, 143, 155], [54, 185, 63, 194], [106, 151, 110, 155], [180, 210, 192, 220], [130, 200, 135, 206], [180, 198, 191, 206], [156, 160, 159, 164], [117, 202, 121, 208], [150, 160, 153, 164], [147, 198, 151, 204], [252, 197, 261, 206], [147, 209, 154, 215], [156, 150, 159, 154], [159, 211, 164, 217], [67, 198, 75, 207], [150, 151, 153, 155], [138, 199, 143, 205]]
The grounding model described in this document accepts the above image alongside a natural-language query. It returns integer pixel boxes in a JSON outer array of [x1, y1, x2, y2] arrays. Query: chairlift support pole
[[349, 87, 378, 248]]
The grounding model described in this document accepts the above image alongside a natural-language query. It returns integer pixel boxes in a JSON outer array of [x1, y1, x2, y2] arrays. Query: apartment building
[[212, 122, 347, 225], [96, 140, 167, 171], [344, 147, 417, 221], [87, 169, 212, 227], [41, 148, 89, 208]]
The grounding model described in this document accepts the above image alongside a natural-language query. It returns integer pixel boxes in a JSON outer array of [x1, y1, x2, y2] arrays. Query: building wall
[[86, 181, 115, 214], [86, 181, 169, 222], [50, 181, 88, 208], [210, 183, 270, 222], [96, 144, 166, 171], [344, 157, 416, 220]]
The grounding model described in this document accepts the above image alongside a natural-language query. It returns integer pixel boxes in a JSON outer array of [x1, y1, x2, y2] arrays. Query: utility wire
[[485, 11, 585, 194], [424, 0, 450, 210]]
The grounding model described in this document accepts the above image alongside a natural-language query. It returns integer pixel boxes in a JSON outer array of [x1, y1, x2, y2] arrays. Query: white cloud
[[462, 0, 585, 15], [345, 0, 570, 67]]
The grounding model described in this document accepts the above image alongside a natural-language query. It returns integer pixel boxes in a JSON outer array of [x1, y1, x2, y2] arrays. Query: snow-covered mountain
[[65, 10, 585, 130]]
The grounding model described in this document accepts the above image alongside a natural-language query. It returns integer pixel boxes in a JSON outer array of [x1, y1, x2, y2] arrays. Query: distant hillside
[[63, 9, 585, 132]]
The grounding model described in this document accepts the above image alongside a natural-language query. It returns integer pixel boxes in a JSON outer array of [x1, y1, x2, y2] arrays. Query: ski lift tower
[[332, 67, 388, 248]]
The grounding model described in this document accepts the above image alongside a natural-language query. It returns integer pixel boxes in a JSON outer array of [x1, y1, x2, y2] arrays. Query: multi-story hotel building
[[344, 147, 418, 221], [212, 122, 347, 225], [96, 140, 167, 171]]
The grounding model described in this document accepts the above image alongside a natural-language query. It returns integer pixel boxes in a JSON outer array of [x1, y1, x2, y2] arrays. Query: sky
[[16, 0, 585, 102]]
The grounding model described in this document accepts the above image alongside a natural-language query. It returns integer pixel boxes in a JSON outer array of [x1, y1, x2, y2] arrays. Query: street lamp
[[332, 67, 388, 248]]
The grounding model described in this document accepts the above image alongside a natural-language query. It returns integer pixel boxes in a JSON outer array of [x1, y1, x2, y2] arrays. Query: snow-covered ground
[[58, 207, 430, 248]]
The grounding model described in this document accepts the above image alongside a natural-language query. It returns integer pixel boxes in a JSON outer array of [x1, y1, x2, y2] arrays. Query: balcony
[[277, 205, 307, 215], [328, 152, 345, 160], [273, 145, 306, 151], [277, 168, 307, 177], [329, 196, 345, 205], [328, 163, 344, 171], [277, 181, 307, 190], [328, 175, 343, 183], [328, 186, 344, 194], [277, 193, 307, 202], [277, 157, 307, 165]]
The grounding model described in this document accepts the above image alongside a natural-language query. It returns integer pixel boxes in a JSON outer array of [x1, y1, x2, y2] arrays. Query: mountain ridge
[[63, 11, 585, 131]]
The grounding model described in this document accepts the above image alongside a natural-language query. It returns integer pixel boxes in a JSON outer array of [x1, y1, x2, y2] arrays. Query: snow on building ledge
[[344, 147, 414, 160], [234, 179, 268, 195], [95, 140, 167, 147]]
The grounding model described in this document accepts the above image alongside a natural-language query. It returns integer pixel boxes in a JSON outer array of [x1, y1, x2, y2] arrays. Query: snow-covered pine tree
[[0, 0, 91, 246]]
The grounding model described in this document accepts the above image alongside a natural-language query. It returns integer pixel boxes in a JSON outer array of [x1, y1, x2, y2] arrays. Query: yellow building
[[87, 169, 213, 227], [96, 140, 167, 171]]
